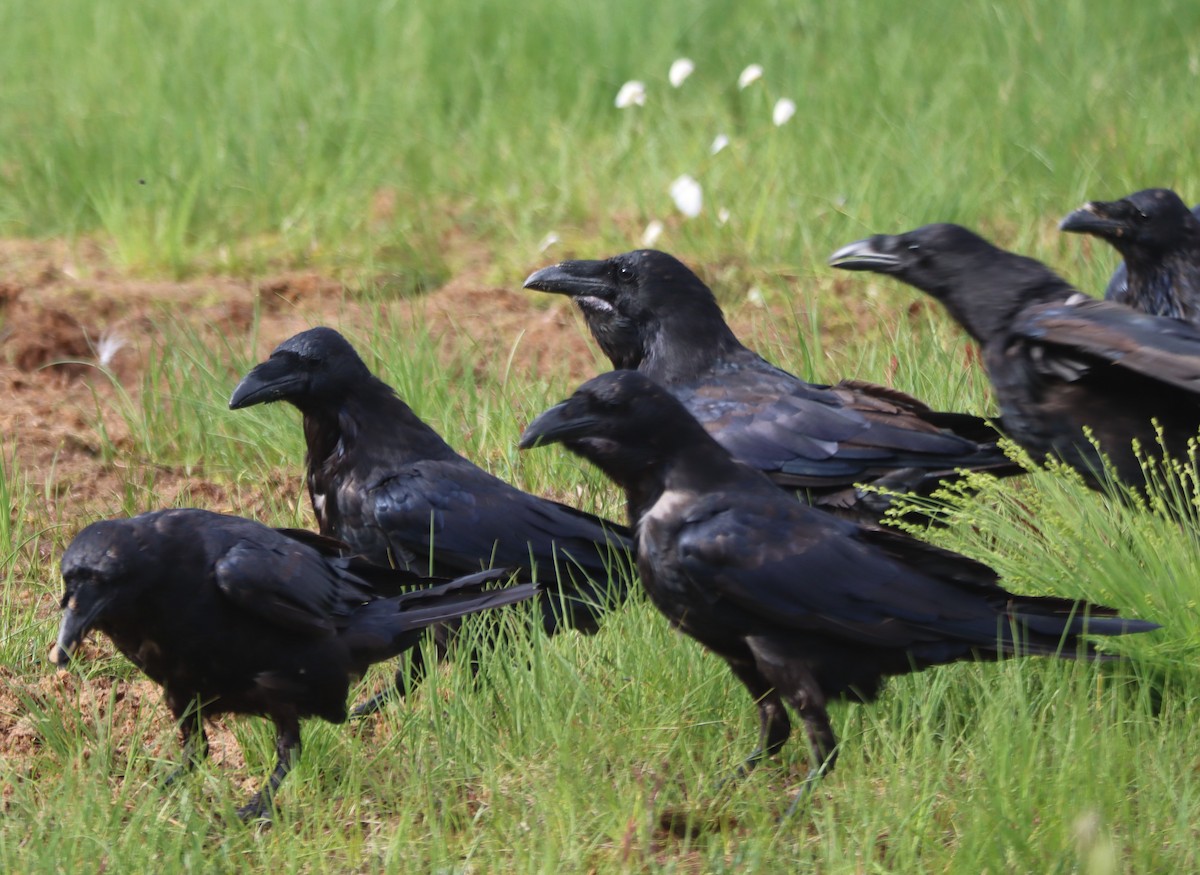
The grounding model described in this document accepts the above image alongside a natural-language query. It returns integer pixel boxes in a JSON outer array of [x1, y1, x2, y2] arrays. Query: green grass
[[4, 0, 1200, 871]]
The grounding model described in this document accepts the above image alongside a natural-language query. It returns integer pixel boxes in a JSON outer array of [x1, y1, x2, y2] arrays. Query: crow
[[48, 508, 537, 821], [519, 370, 1158, 807], [229, 327, 633, 710], [524, 250, 1022, 523], [1061, 188, 1200, 326], [830, 222, 1200, 493]]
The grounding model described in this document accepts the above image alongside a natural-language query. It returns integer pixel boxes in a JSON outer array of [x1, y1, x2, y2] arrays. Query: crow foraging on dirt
[[1061, 189, 1200, 324], [831, 222, 1200, 493], [230, 327, 633, 710], [519, 371, 1157, 807], [49, 508, 537, 821], [525, 250, 1021, 523]]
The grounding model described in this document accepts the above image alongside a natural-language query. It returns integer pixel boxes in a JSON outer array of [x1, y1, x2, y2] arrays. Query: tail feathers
[[345, 575, 539, 663], [1014, 606, 1161, 641], [390, 580, 541, 629], [351, 563, 516, 598]]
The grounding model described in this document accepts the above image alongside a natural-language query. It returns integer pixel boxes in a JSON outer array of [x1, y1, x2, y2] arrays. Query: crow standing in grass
[[230, 327, 633, 710], [519, 371, 1157, 806], [1061, 188, 1200, 324], [830, 223, 1200, 493], [48, 508, 537, 821], [524, 250, 1022, 524]]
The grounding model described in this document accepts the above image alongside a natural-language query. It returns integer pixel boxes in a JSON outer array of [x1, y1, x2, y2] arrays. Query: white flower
[[747, 287, 765, 308], [772, 97, 797, 126], [717, 207, 731, 225], [668, 58, 695, 88], [641, 220, 664, 247], [669, 175, 703, 219], [614, 80, 646, 108], [737, 64, 763, 89], [96, 330, 127, 368], [537, 232, 560, 253], [710, 133, 730, 155]]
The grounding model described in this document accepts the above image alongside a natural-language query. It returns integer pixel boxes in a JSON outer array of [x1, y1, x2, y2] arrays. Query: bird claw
[[350, 688, 399, 718], [236, 793, 275, 824]]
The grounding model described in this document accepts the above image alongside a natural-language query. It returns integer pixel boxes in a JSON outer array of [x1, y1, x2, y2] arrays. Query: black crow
[[48, 508, 536, 821], [830, 223, 1200, 493], [1061, 188, 1200, 325], [229, 328, 633, 709], [524, 250, 1022, 523], [519, 371, 1157, 805]]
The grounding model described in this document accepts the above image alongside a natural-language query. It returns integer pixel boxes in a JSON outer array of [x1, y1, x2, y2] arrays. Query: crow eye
[[907, 244, 921, 253], [616, 265, 635, 283]]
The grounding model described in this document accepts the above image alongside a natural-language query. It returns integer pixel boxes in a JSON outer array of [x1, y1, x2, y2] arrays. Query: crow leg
[[725, 656, 791, 778], [163, 694, 209, 786], [237, 717, 301, 822], [351, 626, 447, 717], [779, 669, 838, 818]]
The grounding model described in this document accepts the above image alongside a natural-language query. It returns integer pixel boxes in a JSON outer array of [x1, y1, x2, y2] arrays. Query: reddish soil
[[0, 234, 922, 781]]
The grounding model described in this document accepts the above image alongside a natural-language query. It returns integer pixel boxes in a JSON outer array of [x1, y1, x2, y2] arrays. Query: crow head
[[50, 519, 151, 666], [524, 250, 736, 376], [520, 370, 706, 489], [1060, 188, 1198, 259], [229, 327, 374, 413], [830, 223, 1075, 344]]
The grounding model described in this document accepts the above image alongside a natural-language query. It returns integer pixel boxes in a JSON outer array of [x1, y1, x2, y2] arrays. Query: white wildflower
[[717, 207, 731, 225], [747, 287, 765, 307], [614, 80, 646, 108], [641, 220, 665, 247], [668, 58, 695, 88], [537, 232, 559, 253], [737, 64, 763, 89], [96, 330, 127, 368], [710, 133, 730, 155], [669, 175, 703, 219], [772, 97, 797, 126]]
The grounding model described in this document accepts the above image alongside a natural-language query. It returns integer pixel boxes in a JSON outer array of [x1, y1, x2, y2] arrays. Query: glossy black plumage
[[519, 371, 1156, 799], [1061, 189, 1200, 324], [831, 222, 1200, 493], [230, 328, 633, 706], [524, 250, 1020, 522], [49, 508, 536, 820]]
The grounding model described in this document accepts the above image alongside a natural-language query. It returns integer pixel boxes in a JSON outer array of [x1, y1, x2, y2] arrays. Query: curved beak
[[519, 400, 598, 450], [523, 260, 611, 298], [1059, 202, 1124, 237], [49, 592, 111, 666], [828, 236, 903, 272], [229, 356, 306, 409]]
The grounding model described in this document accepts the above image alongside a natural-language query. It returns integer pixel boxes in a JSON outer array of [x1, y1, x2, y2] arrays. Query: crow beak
[[828, 237, 903, 272], [1059, 202, 1124, 237], [229, 356, 307, 409], [49, 592, 111, 666], [518, 401, 598, 450], [523, 260, 612, 298]]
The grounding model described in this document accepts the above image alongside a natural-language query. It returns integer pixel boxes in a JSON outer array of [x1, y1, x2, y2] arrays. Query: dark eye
[[616, 265, 635, 283], [907, 244, 920, 252]]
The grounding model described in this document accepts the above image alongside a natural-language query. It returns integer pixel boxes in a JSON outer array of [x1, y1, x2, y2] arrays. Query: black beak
[[828, 236, 904, 272], [518, 400, 599, 450], [49, 592, 111, 666], [229, 356, 306, 409], [523, 260, 612, 298], [1059, 202, 1124, 237]]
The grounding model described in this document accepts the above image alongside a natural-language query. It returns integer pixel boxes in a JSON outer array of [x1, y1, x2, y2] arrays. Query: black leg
[[779, 669, 838, 818], [351, 626, 449, 717], [724, 656, 791, 778], [237, 717, 302, 822], [163, 694, 209, 786]]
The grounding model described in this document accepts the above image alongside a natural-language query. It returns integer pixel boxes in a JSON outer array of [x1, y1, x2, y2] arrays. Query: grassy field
[[3, 0, 1200, 871]]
